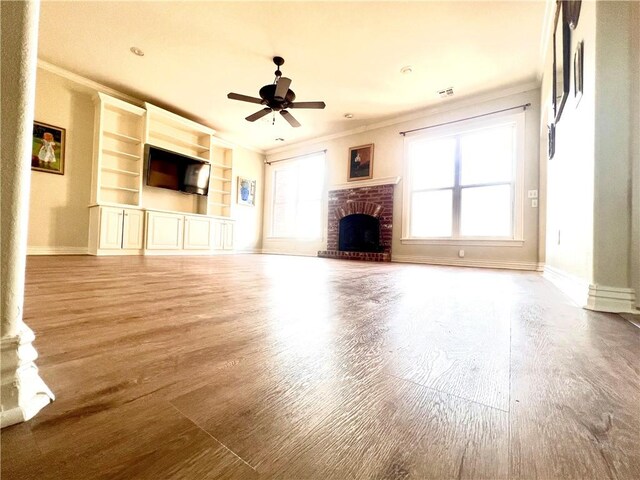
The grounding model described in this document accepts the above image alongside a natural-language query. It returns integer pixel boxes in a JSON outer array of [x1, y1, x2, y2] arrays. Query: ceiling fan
[[227, 56, 326, 128]]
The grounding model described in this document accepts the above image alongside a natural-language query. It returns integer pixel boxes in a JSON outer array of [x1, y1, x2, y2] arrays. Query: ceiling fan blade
[[274, 77, 292, 101], [228, 93, 263, 104], [246, 108, 272, 122], [289, 101, 326, 109], [280, 110, 301, 128]]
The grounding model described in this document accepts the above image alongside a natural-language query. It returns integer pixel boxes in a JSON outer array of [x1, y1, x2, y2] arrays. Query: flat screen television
[[145, 144, 210, 196]]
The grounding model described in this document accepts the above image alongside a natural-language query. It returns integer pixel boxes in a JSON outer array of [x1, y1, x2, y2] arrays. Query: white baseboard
[[586, 285, 639, 314], [260, 249, 318, 257], [543, 265, 590, 307], [391, 254, 541, 271], [27, 246, 88, 255]]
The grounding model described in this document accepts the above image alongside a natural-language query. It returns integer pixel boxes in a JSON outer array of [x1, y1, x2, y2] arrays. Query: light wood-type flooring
[[2, 254, 639, 479]]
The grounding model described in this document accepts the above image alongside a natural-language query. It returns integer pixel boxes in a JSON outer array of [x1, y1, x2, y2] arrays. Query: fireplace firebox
[[339, 214, 382, 252]]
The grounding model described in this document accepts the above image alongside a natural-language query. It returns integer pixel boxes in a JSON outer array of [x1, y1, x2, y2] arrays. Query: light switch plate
[[527, 190, 539, 198], [531, 199, 538, 208]]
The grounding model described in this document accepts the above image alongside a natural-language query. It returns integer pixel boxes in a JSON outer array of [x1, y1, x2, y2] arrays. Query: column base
[[1, 324, 54, 428], [586, 284, 639, 314]]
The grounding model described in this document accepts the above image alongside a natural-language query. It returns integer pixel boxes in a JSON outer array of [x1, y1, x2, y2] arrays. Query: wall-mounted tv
[[145, 144, 210, 196]]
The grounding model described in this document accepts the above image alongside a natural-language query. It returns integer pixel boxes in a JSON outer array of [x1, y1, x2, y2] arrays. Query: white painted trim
[[391, 254, 540, 271], [38, 59, 142, 105], [265, 82, 540, 156], [586, 285, 639, 314], [142, 250, 235, 256], [37, 60, 264, 154], [401, 238, 524, 247], [261, 249, 318, 257], [27, 246, 88, 255], [1, 325, 54, 428], [329, 176, 401, 191], [537, 0, 557, 81], [543, 265, 590, 307]]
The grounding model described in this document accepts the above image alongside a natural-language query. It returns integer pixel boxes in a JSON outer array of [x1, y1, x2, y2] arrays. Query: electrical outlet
[[531, 199, 538, 208], [458, 249, 465, 258], [528, 190, 538, 198]]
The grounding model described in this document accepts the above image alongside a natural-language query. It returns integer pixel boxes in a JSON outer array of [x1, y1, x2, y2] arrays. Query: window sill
[[401, 238, 524, 247]]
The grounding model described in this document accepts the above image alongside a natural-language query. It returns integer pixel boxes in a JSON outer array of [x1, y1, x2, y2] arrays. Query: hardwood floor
[[2, 254, 639, 479]]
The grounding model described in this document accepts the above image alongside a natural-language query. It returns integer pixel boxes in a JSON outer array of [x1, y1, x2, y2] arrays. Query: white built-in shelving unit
[[91, 93, 145, 207], [88, 93, 235, 256]]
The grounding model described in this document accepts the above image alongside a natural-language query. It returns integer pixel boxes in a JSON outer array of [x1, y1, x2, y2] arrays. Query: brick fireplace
[[318, 182, 394, 262]]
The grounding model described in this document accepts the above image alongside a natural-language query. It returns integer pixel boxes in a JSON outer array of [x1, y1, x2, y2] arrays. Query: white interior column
[[1, 0, 54, 429]]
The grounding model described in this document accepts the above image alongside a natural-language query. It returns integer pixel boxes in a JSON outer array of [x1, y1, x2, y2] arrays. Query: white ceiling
[[37, 1, 547, 152]]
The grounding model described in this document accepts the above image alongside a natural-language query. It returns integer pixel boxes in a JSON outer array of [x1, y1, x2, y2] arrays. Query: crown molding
[[37, 60, 265, 155], [265, 80, 540, 156], [537, 0, 557, 81]]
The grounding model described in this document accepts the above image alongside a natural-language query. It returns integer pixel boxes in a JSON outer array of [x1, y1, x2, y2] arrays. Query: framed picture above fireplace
[[348, 143, 374, 181]]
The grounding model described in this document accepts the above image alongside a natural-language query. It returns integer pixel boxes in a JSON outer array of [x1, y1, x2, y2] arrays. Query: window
[[403, 113, 524, 242], [270, 152, 325, 239]]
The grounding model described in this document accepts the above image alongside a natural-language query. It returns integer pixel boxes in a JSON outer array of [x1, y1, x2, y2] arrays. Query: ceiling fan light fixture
[[129, 46, 145, 57]]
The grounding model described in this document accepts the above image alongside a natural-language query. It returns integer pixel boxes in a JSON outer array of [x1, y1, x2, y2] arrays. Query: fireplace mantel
[[329, 176, 401, 191]]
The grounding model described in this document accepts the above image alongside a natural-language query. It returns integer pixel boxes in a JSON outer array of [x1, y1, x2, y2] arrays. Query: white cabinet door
[[183, 215, 212, 250], [223, 222, 234, 250], [211, 219, 225, 251], [146, 212, 183, 250], [99, 207, 124, 249], [122, 208, 144, 249]]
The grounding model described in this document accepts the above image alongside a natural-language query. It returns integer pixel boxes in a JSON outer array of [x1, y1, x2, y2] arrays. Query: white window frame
[[267, 152, 326, 241], [401, 111, 525, 246]]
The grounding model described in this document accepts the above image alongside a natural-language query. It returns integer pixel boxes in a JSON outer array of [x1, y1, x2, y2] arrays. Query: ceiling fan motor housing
[[259, 84, 296, 110]]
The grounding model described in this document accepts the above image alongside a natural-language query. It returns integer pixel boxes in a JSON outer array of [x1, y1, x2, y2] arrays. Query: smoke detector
[[438, 87, 454, 98]]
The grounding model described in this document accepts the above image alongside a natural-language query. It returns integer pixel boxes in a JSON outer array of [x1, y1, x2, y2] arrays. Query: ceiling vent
[[438, 87, 454, 98]]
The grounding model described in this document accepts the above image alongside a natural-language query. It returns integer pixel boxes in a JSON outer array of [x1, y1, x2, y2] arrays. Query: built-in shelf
[[209, 202, 231, 207], [209, 188, 232, 195], [210, 162, 232, 170], [102, 148, 141, 160], [210, 176, 232, 182], [148, 130, 209, 152], [103, 130, 142, 144], [101, 167, 140, 177], [102, 185, 140, 193]]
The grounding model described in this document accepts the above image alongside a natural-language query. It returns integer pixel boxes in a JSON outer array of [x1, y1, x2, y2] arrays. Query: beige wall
[[264, 87, 541, 268], [231, 146, 264, 252], [542, 0, 596, 283], [29, 68, 94, 253], [541, 1, 638, 311], [29, 65, 265, 254], [631, 1, 640, 308], [592, 0, 633, 289]]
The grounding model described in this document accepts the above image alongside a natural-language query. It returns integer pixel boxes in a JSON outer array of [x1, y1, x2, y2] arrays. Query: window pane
[[274, 169, 296, 204], [296, 200, 322, 238], [460, 124, 514, 185], [298, 156, 324, 201], [410, 190, 453, 237], [460, 185, 512, 237], [273, 202, 296, 237], [410, 137, 456, 190], [271, 154, 325, 239]]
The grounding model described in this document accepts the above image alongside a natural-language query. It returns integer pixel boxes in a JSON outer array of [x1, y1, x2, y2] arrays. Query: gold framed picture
[[348, 143, 374, 181], [31, 121, 65, 175]]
